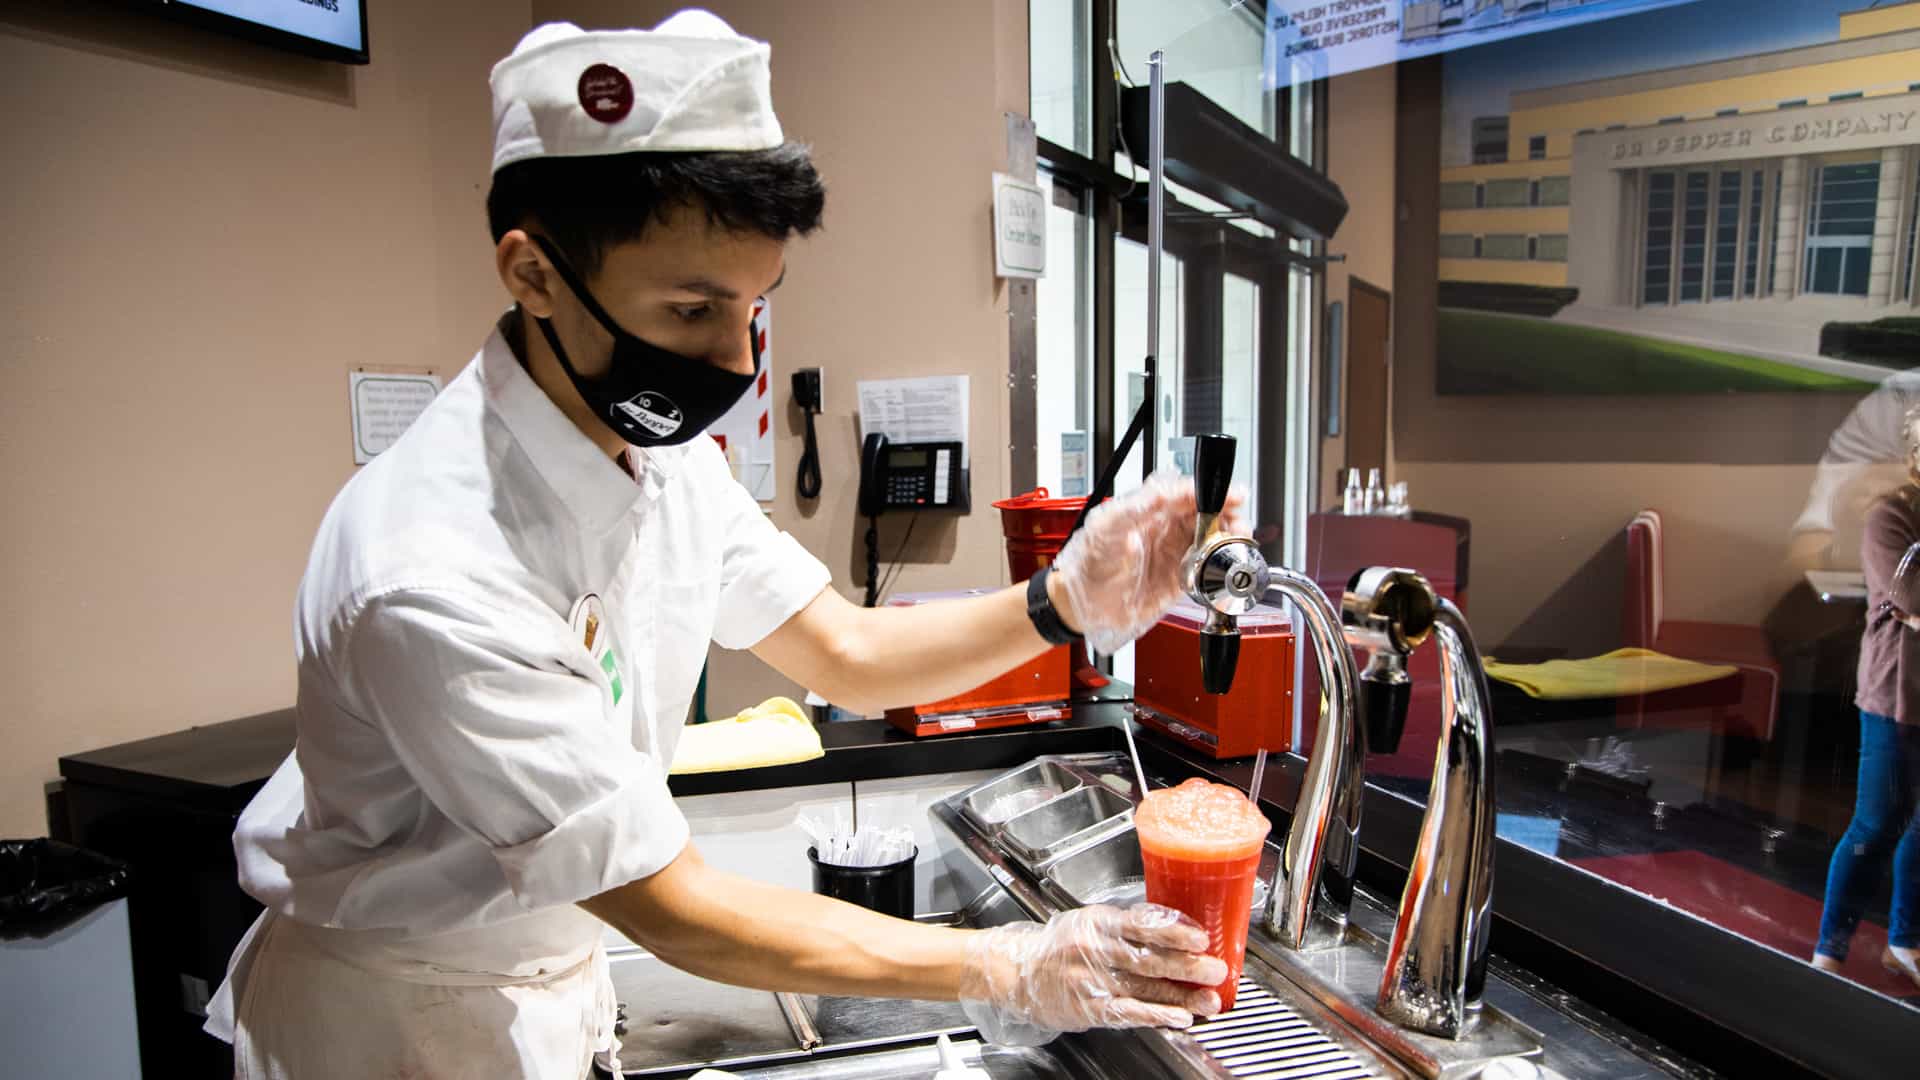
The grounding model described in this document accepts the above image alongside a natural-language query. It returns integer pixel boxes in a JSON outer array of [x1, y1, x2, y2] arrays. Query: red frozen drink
[[1135, 778, 1270, 1011]]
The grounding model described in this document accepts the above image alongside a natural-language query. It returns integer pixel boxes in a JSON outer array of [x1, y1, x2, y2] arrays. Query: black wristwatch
[[1026, 565, 1084, 646]]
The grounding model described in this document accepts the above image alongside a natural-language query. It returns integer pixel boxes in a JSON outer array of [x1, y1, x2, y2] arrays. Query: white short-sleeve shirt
[[232, 315, 831, 938]]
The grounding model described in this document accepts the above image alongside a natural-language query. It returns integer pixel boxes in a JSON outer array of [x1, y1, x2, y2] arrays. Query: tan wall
[[1322, 63, 1398, 509], [1510, 48, 1920, 137], [0, 2, 532, 837], [1396, 462, 1816, 648], [1840, 0, 1920, 41], [534, 1, 1030, 717]]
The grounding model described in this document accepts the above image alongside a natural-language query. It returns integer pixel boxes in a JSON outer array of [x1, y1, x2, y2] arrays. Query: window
[[1034, 173, 1094, 496], [1679, 170, 1711, 302], [1780, 98, 1808, 109], [1535, 234, 1569, 262], [1716, 108, 1740, 118], [1643, 171, 1676, 304], [1473, 236, 1484, 258], [1658, 116, 1685, 125], [1830, 91, 1864, 102], [1804, 161, 1881, 297], [1528, 135, 1547, 160], [1439, 181, 1478, 210], [1527, 236, 1538, 260], [1537, 175, 1571, 206], [1529, 180, 1540, 206], [1712, 170, 1742, 300], [1486, 178, 1531, 207], [1473, 116, 1511, 163], [1438, 234, 1478, 259], [1482, 234, 1529, 260], [1029, 0, 1091, 157], [1744, 168, 1768, 298], [1474, 183, 1487, 209], [1907, 165, 1919, 301]]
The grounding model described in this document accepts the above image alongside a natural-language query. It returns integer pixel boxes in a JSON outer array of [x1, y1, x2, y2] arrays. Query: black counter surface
[[56, 696, 1142, 812]]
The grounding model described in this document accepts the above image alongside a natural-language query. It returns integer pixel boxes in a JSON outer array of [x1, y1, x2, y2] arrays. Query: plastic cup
[[1134, 778, 1271, 1012]]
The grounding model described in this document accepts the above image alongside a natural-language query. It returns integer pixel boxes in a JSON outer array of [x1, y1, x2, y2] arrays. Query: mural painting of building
[[1438, 1, 1920, 392]]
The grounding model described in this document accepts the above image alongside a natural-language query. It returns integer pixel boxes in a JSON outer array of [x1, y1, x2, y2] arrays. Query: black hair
[[486, 143, 825, 276]]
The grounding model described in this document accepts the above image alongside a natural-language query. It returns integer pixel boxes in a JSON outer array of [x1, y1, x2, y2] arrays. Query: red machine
[[1134, 598, 1296, 759], [882, 589, 1072, 736]]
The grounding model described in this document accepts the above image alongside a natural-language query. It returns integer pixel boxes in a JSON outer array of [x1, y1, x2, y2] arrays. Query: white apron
[[207, 905, 621, 1079]]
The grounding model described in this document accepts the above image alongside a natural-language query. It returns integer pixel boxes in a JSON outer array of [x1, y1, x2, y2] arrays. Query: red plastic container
[[992, 488, 1085, 577], [992, 489, 1107, 690]]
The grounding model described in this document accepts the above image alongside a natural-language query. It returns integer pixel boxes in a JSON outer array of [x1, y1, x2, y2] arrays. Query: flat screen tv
[[142, 0, 369, 65]]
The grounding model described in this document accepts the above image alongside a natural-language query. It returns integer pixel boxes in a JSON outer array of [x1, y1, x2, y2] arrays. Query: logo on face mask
[[613, 392, 683, 437]]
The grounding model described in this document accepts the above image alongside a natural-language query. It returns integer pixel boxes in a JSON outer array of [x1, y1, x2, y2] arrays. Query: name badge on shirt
[[569, 593, 623, 706]]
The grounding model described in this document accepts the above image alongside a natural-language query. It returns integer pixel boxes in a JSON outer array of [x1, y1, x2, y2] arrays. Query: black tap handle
[[1360, 677, 1412, 755], [1200, 628, 1240, 696], [1192, 434, 1236, 517]]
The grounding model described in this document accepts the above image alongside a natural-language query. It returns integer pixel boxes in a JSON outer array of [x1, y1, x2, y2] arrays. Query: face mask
[[529, 235, 760, 448]]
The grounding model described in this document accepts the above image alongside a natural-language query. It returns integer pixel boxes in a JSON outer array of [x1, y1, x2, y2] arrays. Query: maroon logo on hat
[[578, 63, 633, 124]]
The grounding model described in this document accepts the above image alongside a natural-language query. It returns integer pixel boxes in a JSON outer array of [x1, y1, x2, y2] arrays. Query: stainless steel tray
[[947, 754, 1141, 877]]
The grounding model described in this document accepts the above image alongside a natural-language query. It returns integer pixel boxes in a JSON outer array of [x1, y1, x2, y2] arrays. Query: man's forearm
[[756, 580, 1076, 714], [583, 848, 971, 1000]]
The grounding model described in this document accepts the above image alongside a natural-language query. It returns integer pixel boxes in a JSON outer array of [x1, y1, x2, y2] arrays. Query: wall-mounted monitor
[[139, 0, 369, 65]]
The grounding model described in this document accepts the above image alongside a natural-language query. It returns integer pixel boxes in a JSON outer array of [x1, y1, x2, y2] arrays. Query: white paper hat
[[490, 10, 783, 173]]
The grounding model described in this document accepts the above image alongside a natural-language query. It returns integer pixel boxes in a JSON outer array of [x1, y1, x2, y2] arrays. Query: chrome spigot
[[1343, 568, 1437, 755], [1261, 566, 1366, 951], [1181, 434, 1269, 695], [1361, 586, 1496, 1040]]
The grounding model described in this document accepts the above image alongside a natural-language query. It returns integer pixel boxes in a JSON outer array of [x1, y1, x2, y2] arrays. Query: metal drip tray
[[1001, 785, 1134, 865], [1043, 827, 1146, 907], [1188, 979, 1380, 1080]]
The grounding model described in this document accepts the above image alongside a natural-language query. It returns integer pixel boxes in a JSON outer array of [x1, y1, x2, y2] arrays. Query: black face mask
[[530, 235, 760, 448]]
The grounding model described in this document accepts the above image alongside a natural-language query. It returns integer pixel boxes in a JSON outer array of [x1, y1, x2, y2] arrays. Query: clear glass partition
[[1060, 0, 1920, 1046]]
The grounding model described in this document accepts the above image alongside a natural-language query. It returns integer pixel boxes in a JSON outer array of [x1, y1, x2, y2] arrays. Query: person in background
[[203, 13, 1238, 1079], [1813, 404, 1920, 991], [1786, 368, 1920, 573]]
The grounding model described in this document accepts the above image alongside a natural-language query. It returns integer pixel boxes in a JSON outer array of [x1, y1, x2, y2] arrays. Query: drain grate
[[1187, 978, 1379, 1080]]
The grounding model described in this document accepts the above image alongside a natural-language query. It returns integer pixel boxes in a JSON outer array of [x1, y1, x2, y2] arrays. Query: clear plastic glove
[[958, 903, 1229, 1047], [1051, 470, 1247, 655]]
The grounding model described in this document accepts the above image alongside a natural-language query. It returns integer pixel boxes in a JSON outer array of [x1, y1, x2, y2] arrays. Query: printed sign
[[349, 370, 441, 465], [1263, 0, 1702, 88], [993, 172, 1047, 279]]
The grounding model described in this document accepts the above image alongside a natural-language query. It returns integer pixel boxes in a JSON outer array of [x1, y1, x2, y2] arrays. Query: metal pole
[[1145, 49, 1166, 479]]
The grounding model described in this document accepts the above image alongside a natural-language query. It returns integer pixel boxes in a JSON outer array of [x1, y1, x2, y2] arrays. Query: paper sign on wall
[[350, 370, 442, 465], [993, 172, 1046, 279], [858, 375, 970, 467], [1061, 431, 1089, 497]]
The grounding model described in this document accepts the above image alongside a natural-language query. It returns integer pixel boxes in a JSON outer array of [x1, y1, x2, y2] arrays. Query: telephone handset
[[857, 433, 969, 515]]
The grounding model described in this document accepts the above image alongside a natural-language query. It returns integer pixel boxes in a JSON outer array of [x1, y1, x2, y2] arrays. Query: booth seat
[[1619, 510, 1780, 742]]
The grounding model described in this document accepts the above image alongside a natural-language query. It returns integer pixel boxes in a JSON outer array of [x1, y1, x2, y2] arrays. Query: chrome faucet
[[1176, 435, 1364, 952], [1261, 565, 1369, 951], [1345, 568, 1498, 1039]]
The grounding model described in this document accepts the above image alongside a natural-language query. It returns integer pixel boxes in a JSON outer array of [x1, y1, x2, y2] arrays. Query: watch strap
[[1026, 565, 1083, 646]]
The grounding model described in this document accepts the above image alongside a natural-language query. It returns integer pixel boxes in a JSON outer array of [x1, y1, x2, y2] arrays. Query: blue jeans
[[1817, 711, 1920, 959]]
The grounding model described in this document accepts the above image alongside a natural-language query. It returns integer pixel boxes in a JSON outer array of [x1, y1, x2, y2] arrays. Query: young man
[[207, 14, 1234, 1078]]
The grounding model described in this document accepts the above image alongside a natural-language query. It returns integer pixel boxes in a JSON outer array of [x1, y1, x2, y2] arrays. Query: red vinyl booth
[[1297, 512, 1470, 778], [1619, 510, 1780, 742]]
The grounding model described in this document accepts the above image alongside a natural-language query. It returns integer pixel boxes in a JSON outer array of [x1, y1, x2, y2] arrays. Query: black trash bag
[[0, 838, 132, 936]]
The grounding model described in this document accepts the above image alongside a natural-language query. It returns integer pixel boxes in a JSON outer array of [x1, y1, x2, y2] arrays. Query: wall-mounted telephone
[[858, 433, 970, 608], [858, 433, 970, 516]]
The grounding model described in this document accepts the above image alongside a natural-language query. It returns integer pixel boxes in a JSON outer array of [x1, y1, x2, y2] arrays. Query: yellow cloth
[[669, 697, 824, 774], [1483, 648, 1737, 701]]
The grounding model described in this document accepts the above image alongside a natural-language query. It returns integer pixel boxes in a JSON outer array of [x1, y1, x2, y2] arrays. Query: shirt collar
[[479, 311, 664, 535]]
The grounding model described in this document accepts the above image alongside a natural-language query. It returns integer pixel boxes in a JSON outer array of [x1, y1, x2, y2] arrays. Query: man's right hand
[[958, 904, 1226, 1044]]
